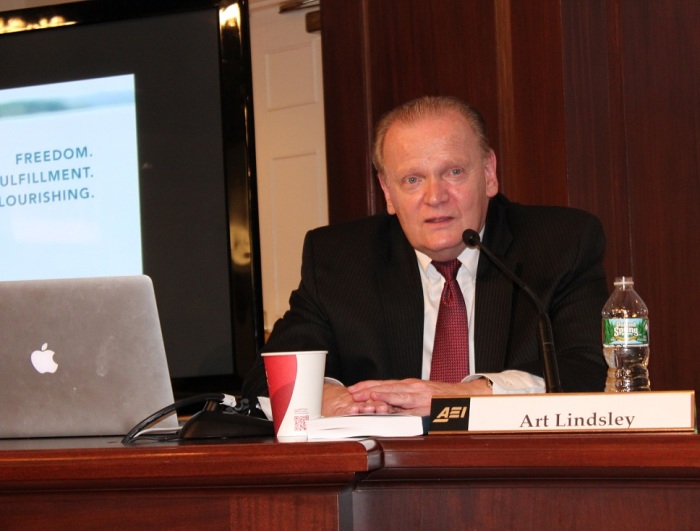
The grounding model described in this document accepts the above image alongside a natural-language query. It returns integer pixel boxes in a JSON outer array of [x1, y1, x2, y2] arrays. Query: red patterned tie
[[430, 259, 469, 383]]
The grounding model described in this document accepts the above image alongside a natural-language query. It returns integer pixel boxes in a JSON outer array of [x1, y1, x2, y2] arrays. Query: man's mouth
[[425, 216, 453, 224]]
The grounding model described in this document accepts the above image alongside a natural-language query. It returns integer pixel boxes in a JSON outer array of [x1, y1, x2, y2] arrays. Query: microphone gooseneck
[[462, 229, 563, 393]]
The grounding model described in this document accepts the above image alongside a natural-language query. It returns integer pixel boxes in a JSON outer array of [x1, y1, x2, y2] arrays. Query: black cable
[[121, 393, 225, 444]]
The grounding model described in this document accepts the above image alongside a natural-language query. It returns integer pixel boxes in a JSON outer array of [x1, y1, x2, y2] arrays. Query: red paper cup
[[262, 350, 326, 439]]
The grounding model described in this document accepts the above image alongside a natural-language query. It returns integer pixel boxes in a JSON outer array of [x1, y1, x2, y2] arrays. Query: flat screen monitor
[[0, 0, 264, 399]]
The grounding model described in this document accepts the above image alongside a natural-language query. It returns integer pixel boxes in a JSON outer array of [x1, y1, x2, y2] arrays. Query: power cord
[[122, 393, 234, 444]]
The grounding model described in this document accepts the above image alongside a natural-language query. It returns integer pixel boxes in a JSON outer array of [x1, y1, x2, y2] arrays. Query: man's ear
[[378, 173, 396, 214], [484, 150, 499, 197]]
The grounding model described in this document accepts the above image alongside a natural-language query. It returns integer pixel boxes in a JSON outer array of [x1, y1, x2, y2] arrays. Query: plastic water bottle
[[602, 277, 650, 392]]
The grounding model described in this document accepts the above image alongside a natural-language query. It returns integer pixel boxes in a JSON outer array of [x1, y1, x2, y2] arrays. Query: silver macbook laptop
[[0, 275, 177, 438]]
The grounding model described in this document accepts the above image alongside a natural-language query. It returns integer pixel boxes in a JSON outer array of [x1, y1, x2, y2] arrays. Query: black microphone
[[462, 229, 563, 393]]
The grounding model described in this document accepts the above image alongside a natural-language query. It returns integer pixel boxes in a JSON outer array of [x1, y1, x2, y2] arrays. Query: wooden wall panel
[[563, 0, 700, 393], [321, 0, 700, 395], [617, 0, 700, 391], [505, 0, 568, 206], [321, 0, 573, 214], [561, 0, 632, 280], [363, 0, 500, 138], [319, 0, 375, 224]]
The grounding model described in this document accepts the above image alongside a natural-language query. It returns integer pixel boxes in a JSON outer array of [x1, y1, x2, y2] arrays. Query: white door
[[249, 1, 328, 335]]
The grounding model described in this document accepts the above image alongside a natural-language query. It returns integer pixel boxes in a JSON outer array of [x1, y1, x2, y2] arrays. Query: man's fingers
[[370, 391, 416, 408], [348, 379, 399, 392]]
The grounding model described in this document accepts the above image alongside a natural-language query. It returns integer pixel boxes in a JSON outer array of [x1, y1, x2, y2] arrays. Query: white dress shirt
[[415, 247, 545, 395]]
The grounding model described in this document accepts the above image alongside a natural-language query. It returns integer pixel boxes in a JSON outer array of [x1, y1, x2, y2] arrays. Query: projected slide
[[0, 75, 142, 281]]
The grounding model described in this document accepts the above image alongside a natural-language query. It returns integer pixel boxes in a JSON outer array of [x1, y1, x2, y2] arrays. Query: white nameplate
[[428, 391, 696, 434]]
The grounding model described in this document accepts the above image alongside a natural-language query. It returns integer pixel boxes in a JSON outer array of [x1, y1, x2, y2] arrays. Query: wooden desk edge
[[368, 432, 700, 480], [0, 437, 383, 491]]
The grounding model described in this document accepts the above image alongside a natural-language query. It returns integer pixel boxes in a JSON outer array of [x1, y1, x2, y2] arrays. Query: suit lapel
[[475, 196, 516, 372], [373, 199, 519, 378], [375, 217, 424, 379]]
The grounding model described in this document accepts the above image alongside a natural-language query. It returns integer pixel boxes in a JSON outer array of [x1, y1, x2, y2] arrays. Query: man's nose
[[424, 176, 449, 205]]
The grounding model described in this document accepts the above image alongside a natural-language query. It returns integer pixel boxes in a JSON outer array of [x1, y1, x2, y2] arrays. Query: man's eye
[[404, 176, 419, 184], [450, 168, 464, 176]]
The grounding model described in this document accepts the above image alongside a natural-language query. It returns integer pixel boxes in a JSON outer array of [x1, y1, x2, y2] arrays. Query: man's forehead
[[384, 115, 478, 163]]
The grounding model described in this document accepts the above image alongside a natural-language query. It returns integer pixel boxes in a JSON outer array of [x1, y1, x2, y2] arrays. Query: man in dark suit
[[243, 96, 608, 416]]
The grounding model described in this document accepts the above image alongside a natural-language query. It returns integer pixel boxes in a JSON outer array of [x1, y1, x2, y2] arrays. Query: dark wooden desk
[[1, 433, 699, 530], [358, 433, 700, 530], [0, 437, 380, 530]]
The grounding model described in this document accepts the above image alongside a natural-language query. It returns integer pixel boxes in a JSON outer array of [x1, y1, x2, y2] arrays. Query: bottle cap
[[614, 276, 634, 287]]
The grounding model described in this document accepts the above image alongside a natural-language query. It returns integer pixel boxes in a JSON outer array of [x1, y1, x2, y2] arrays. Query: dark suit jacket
[[242, 194, 608, 398]]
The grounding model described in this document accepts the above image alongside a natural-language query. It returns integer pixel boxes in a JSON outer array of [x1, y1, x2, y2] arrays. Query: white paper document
[[306, 414, 425, 440]]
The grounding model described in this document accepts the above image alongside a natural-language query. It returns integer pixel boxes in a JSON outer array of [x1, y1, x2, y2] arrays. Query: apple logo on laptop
[[30, 343, 58, 374]]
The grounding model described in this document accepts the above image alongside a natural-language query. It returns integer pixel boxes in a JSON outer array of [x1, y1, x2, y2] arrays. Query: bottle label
[[602, 317, 649, 346]]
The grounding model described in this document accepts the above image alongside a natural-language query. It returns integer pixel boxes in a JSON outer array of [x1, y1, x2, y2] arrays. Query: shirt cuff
[[465, 370, 546, 394]]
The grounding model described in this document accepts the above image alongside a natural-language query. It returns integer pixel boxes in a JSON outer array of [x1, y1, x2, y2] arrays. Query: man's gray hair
[[372, 95, 492, 176]]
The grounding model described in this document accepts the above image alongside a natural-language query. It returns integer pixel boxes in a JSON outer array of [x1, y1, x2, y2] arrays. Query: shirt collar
[[414, 226, 484, 280]]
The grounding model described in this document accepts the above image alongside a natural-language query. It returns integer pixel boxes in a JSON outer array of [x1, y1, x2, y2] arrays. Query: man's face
[[379, 111, 499, 262]]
